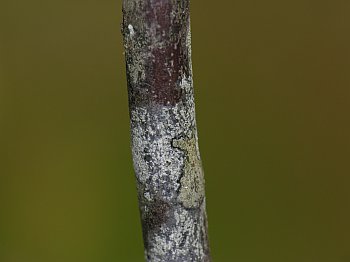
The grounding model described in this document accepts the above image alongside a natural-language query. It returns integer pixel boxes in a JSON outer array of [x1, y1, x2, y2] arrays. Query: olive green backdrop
[[1, 0, 349, 261]]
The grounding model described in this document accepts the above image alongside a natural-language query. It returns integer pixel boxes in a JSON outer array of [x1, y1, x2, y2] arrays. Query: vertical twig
[[122, 0, 210, 261]]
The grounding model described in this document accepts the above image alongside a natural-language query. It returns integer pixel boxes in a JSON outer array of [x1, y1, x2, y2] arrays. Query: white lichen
[[130, 75, 197, 202], [128, 24, 135, 37]]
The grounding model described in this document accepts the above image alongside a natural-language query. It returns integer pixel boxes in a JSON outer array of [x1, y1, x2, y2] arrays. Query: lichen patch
[[173, 137, 205, 208]]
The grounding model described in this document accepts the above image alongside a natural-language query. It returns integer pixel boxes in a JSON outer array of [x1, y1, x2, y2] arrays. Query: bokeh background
[[1, 0, 350, 261]]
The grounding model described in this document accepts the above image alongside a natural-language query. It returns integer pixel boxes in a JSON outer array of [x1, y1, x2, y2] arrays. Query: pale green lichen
[[173, 137, 205, 208]]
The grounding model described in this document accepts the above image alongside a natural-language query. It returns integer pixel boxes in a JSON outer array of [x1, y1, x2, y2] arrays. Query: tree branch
[[122, 0, 210, 261]]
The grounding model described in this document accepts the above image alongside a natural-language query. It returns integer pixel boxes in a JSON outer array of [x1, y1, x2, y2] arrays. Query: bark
[[122, 0, 210, 261]]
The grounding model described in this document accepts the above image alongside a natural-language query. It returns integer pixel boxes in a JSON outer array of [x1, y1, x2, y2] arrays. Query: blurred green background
[[1, 0, 350, 261]]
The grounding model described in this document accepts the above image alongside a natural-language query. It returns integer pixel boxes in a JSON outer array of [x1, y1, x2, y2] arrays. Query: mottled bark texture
[[122, 0, 210, 261]]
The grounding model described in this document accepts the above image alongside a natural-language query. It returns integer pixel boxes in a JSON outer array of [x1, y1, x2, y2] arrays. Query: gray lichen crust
[[122, 0, 210, 261]]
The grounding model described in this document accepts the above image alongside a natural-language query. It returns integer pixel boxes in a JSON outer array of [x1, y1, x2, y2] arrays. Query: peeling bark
[[122, 0, 210, 261]]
